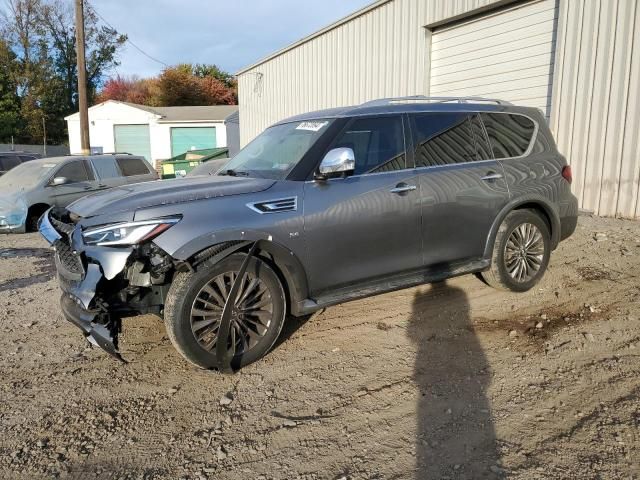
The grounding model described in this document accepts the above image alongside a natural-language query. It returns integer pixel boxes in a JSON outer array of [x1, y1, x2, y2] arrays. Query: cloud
[[92, 0, 373, 78]]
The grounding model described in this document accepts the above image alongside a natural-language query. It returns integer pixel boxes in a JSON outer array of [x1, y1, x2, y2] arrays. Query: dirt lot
[[1, 215, 639, 480]]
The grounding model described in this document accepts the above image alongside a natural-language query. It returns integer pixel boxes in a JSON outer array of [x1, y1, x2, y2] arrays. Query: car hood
[[0, 182, 31, 197], [67, 176, 276, 218]]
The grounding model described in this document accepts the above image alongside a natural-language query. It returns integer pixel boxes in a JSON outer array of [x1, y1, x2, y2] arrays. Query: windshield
[[0, 161, 56, 189], [220, 119, 333, 179]]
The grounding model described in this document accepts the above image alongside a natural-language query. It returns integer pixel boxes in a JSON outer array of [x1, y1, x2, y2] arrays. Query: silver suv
[[40, 97, 578, 370], [0, 154, 157, 233]]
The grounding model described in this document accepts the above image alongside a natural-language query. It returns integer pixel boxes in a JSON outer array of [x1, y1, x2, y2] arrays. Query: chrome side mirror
[[51, 177, 68, 186], [316, 147, 355, 179]]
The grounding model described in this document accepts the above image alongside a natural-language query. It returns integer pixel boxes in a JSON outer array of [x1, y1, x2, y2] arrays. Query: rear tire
[[164, 254, 286, 370], [480, 209, 551, 292]]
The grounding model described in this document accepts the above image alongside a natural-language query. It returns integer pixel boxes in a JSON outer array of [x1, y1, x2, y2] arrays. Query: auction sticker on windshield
[[296, 121, 328, 132]]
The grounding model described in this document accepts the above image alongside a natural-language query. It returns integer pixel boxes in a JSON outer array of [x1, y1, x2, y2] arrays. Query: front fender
[[483, 196, 561, 259], [162, 230, 310, 317]]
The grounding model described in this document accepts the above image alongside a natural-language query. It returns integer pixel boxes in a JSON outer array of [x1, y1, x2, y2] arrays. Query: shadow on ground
[[408, 281, 502, 479]]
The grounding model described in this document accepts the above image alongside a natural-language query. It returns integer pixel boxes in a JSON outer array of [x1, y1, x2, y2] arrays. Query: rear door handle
[[481, 172, 503, 181], [390, 184, 417, 194]]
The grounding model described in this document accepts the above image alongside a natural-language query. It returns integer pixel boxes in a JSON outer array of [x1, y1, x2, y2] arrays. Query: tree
[[96, 75, 158, 105], [0, 0, 126, 144], [0, 39, 21, 141], [38, 0, 126, 111], [98, 64, 238, 107], [156, 65, 203, 106]]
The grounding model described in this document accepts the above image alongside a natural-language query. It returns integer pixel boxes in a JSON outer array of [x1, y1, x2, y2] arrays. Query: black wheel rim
[[190, 271, 273, 355], [504, 222, 545, 282]]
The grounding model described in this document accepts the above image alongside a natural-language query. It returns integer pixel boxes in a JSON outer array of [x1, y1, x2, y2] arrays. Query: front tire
[[480, 209, 551, 292], [164, 254, 286, 370]]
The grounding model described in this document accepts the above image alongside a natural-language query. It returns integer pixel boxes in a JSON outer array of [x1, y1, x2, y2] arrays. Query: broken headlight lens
[[82, 217, 181, 246]]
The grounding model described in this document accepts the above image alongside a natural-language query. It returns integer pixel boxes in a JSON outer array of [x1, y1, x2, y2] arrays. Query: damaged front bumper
[[39, 209, 171, 362]]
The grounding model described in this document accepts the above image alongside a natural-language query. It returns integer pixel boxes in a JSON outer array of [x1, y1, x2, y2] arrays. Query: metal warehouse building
[[237, 0, 640, 218]]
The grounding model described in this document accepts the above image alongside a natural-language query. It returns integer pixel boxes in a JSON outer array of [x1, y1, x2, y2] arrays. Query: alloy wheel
[[504, 222, 545, 282], [190, 271, 273, 355]]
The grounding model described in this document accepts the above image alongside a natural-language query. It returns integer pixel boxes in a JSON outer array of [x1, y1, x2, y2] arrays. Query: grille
[[247, 197, 298, 214], [54, 240, 84, 276], [50, 214, 75, 236]]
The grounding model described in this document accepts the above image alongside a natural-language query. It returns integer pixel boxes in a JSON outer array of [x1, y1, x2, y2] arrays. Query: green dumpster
[[160, 147, 229, 179]]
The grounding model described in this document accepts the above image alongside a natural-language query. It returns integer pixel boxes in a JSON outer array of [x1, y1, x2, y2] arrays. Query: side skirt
[[296, 258, 490, 315]]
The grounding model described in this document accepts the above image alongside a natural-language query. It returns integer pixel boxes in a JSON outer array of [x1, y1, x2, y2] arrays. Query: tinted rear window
[[411, 113, 476, 167], [116, 157, 150, 176], [480, 113, 535, 159]]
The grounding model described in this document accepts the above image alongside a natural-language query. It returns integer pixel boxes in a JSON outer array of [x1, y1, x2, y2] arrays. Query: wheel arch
[[483, 197, 560, 259], [26, 202, 51, 231], [181, 237, 310, 317]]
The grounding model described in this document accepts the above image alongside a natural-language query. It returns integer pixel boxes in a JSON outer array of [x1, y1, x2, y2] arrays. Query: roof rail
[[360, 96, 512, 106]]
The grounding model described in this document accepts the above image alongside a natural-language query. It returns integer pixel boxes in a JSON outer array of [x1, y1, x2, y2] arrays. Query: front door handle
[[390, 183, 417, 194], [481, 172, 503, 181]]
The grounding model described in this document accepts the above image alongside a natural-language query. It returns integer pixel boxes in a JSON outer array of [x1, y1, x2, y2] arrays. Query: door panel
[[303, 171, 422, 294], [419, 162, 509, 266], [410, 112, 510, 266]]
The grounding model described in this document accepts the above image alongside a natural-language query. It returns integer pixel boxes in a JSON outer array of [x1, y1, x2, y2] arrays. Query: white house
[[65, 101, 239, 167]]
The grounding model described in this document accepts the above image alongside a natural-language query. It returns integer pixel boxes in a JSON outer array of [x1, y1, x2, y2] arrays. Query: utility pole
[[74, 0, 90, 155], [42, 116, 47, 156]]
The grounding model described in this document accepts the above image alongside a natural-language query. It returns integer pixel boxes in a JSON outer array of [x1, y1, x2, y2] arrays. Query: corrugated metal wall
[[550, 0, 640, 218], [238, 0, 640, 218], [238, 0, 501, 145]]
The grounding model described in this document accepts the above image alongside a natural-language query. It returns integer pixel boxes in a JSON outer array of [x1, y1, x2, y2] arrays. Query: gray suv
[[40, 97, 578, 370], [0, 154, 157, 233]]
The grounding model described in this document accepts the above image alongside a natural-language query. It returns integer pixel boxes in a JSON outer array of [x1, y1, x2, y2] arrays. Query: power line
[[91, 5, 169, 68]]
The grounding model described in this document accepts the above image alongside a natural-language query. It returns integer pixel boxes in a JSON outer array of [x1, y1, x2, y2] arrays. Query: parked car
[[185, 159, 228, 177], [40, 96, 578, 370], [0, 154, 157, 233], [0, 151, 41, 176]]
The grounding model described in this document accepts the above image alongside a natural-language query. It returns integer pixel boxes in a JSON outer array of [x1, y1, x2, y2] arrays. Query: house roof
[[65, 101, 238, 122]]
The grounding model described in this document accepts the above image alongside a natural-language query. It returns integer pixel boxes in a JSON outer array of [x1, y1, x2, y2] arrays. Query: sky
[[92, 0, 373, 78]]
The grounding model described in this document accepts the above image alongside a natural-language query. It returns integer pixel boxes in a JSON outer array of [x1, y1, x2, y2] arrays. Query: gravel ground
[[0, 215, 639, 480]]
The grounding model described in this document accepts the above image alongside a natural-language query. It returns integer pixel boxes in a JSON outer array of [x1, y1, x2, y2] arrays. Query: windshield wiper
[[219, 169, 250, 177]]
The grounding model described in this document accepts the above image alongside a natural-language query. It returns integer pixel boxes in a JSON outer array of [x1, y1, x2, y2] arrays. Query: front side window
[[481, 113, 535, 159], [411, 113, 476, 167], [330, 116, 406, 175], [55, 160, 93, 183], [221, 119, 333, 180]]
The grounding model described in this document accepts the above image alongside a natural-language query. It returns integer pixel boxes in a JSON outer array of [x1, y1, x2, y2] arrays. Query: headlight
[[0, 197, 27, 228], [82, 217, 181, 246]]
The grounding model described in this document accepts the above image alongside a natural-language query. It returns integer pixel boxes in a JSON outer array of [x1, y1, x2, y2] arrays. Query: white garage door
[[429, 0, 558, 118]]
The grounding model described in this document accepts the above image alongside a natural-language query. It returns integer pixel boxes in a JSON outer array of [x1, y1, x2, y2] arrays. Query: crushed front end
[[39, 208, 177, 361]]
